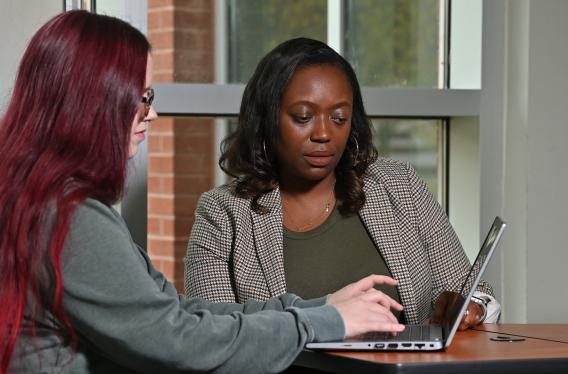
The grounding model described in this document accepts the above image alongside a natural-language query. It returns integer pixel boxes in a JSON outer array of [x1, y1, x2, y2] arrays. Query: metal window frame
[[151, 0, 477, 207], [153, 84, 479, 118], [76, 0, 481, 243], [64, 0, 96, 11]]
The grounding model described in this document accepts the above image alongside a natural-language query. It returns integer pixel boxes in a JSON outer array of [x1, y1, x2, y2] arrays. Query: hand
[[328, 274, 401, 310], [431, 291, 484, 330], [329, 275, 405, 338]]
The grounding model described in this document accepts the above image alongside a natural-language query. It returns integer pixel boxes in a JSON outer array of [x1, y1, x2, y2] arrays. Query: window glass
[[371, 119, 443, 198], [136, 0, 455, 287], [344, 0, 442, 87], [227, 0, 327, 83], [94, 0, 120, 15]]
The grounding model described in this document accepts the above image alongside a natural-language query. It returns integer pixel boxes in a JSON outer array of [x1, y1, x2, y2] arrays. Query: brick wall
[[147, 0, 216, 292]]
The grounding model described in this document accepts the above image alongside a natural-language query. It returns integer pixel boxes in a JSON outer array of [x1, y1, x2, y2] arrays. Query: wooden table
[[291, 324, 568, 373]]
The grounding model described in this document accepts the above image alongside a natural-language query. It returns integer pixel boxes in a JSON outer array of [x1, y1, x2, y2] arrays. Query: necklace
[[282, 183, 336, 232]]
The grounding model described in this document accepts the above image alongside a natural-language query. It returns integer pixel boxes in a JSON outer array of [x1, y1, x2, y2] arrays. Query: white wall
[[447, 1, 482, 261], [481, 0, 568, 323], [525, 1, 568, 322], [450, 0, 482, 90], [0, 0, 61, 113], [449, 117, 480, 261]]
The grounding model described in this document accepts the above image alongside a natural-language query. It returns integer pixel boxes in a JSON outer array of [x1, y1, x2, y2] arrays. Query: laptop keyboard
[[357, 325, 431, 341]]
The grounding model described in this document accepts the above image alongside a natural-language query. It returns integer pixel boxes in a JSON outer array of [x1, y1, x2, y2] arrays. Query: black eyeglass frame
[[141, 87, 154, 118]]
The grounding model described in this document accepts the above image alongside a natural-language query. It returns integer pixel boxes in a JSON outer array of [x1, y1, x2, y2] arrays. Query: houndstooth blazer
[[184, 158, 494, 324]]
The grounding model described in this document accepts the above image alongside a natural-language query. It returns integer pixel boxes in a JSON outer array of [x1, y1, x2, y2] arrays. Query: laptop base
[[306, 325, 445, 351], [306, 340, 444, 351]]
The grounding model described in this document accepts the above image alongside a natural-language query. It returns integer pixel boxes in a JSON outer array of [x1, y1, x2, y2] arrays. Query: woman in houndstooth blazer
[[184, 38, 500, 326]]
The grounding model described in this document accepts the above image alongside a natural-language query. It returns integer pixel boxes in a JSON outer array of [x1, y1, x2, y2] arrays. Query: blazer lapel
[[359, 178, 420, 324], [251, 188, 287, 297]]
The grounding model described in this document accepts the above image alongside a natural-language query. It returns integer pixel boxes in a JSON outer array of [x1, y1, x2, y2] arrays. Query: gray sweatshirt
[[12, 199, 344, 373]]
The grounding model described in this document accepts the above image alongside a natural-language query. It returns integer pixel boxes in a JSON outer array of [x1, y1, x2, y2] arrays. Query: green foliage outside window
[[227, 0, 327, 83], [227, 0, 443, 199], [344, 0, 440, 87]]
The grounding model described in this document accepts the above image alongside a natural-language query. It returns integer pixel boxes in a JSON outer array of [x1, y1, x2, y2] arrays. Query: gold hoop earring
[[352, 137, 359, 167], [263, 140, 268, 160]]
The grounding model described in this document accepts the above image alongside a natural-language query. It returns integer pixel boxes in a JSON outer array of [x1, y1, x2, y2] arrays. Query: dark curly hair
[[220, 37, 377, 215]]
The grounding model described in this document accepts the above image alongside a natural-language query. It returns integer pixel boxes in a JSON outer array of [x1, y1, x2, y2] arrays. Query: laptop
[[306, 216, 507, 351]]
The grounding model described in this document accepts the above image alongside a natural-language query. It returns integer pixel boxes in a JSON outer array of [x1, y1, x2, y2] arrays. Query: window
[[72, 0, 482, 288], [227, 0, 327, 83], [221, 0, 447, 198], [344, 0, 442, 88]]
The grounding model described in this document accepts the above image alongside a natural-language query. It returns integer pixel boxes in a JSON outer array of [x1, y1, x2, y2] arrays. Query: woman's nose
[[146, 105, 158, 121], [310, 115, 330, 142]]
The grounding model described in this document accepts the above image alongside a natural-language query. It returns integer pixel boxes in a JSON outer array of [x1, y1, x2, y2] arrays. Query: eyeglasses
[[141, 87, 154, 118]]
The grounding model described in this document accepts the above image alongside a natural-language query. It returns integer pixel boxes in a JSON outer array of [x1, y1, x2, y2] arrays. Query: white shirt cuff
[[473, 291, 501, 323]]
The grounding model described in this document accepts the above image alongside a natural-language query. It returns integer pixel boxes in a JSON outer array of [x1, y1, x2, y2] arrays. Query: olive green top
[[283, 204, 402, 320]]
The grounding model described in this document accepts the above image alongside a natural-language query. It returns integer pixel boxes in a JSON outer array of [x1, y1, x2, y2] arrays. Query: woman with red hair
[[0, 10, 403, 373]]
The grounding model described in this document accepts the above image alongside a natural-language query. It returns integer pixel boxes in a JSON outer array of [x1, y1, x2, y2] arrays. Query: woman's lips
[[304, 154, 333, 167], [135, 130, 146, 140]]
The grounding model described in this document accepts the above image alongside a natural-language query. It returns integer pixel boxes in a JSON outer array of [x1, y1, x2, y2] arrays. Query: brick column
[[147, 0, 216, 292]]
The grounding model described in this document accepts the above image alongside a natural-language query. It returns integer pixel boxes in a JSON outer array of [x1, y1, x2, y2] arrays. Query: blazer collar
[[360, 174, 420, 324], [250, 187, 287, 297]]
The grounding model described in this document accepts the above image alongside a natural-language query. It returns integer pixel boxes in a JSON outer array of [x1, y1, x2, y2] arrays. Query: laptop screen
[[437, 217, 506, 346]]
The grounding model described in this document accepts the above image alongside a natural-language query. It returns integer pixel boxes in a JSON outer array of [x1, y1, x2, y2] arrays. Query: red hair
[[0, 10, 150, 372]]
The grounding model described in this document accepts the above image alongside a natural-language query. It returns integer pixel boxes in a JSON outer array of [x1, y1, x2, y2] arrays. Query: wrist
[[471, 295, 489, 323], [327, 293, 337, 305]]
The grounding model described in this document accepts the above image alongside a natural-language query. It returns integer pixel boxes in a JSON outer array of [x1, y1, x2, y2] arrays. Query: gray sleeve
[[62, 200, 344, 374], [184, 190, 239, 302]]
